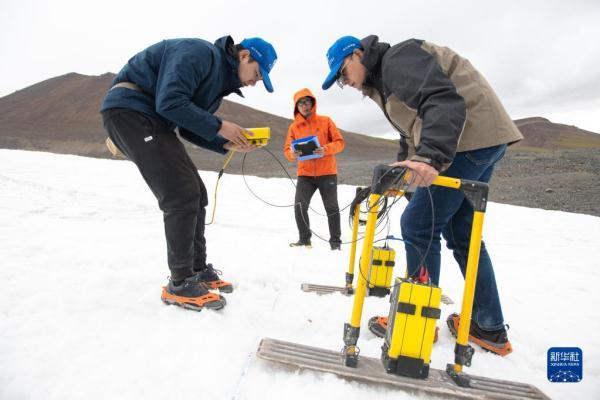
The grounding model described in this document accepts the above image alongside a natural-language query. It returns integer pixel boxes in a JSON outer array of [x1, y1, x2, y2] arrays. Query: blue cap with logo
[[240, 37, 277, 93], [322, 36, 361, 90]]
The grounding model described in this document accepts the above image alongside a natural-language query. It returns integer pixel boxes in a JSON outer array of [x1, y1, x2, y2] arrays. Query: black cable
[[356, 235, 427, 292], [239, 146, 435, 261], [242, 147, 355, 216], [351, 168, 436, 291], [240, 147, 387, 245]]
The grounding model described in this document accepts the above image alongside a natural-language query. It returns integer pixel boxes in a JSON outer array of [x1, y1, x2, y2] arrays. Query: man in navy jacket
[[101, 35, 277, 311]]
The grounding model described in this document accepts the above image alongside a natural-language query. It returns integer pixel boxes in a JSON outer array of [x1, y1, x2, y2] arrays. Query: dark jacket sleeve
[[154, 40, 223, 141], [382, 40, 466, 170], [178, 127, 229, 155]]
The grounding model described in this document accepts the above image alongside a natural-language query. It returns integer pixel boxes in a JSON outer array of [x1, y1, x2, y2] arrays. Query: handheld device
[[244, 127, 270, 146]]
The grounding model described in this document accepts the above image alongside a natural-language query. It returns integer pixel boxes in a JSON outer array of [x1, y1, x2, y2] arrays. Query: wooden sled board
[[301, 283, 455, 305], [257, 338, 550, 400], [300, 283, 349, 295]]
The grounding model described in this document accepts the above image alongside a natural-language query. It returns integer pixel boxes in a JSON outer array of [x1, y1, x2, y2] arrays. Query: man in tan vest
[[322, 35, 522, 356]]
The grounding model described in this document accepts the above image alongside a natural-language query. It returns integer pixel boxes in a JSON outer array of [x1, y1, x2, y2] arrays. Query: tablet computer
[[291, 136, 322, 161]]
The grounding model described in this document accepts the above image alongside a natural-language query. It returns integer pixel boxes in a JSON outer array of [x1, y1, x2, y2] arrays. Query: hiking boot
[[196, 264, 233, 293], [368, 316, 439, 342], [289, 240, 312, 248], [161, 275, 226, 311], [368, 316, 389, 338], [330, 242, 341, 251], [446, 313, 513, 356]]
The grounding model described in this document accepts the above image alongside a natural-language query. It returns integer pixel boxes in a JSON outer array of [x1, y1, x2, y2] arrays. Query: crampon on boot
[[161, 275, 226, 311], [368, 316, 439, 342], [368, 316, 389, 338], [196, 264, 233, 293], [446, 313, 513, 356]]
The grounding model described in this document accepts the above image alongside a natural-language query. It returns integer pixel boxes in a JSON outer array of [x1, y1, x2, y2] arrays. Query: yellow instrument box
[[382, 277, 441, 379], [367, 246, 395, 297], [244, 127, 270, 146]]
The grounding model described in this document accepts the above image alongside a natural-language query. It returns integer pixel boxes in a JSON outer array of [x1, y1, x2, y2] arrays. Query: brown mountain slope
[[1, 73, 599, 216], [0, 73, 114, 155], [514, 117, 600, 149], [0, 73, 397, 184]]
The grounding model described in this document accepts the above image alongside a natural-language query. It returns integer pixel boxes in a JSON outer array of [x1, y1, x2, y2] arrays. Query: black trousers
[[294, 175, 341, 244], [101, 109, 209, 281]]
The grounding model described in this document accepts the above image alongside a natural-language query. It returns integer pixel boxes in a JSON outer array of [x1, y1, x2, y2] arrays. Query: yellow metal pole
[[453, 210, 485, 373], [349, 194, 381, 327], [346, 203, 361, 290]]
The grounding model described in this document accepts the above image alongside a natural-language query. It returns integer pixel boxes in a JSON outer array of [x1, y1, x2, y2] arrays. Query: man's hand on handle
[[390, 160, 439, 187]]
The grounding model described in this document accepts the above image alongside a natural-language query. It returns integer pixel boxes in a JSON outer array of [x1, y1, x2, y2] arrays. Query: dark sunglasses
[[297, 98, 313, 106]]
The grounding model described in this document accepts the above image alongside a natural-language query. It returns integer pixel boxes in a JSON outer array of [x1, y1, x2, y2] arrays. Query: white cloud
[[1, 0, 599, 134]]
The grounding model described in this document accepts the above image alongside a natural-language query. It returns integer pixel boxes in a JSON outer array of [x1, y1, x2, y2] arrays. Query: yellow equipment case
[[382, 277, 442, 379], [367, 246, 395, 297]]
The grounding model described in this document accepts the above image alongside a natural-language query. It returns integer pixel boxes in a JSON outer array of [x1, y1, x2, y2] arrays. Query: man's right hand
[[389, 160, 439, 187], [223, 142, 258, 153], [219, 120, 249, 147]]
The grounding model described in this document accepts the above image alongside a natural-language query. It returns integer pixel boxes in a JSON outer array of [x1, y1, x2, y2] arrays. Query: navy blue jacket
[[101, 36, 243, 154]]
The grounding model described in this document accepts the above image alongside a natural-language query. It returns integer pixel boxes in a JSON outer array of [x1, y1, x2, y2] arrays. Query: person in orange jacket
[[283, 88, 345, 250]]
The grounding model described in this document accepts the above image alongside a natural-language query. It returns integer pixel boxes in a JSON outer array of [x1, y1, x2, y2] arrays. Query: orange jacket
[[283, 88, 345, 177]]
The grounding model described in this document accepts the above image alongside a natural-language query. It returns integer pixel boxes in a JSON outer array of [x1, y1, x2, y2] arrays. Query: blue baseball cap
[[322, 36, 361, 90], [240, 37, 277, 93]]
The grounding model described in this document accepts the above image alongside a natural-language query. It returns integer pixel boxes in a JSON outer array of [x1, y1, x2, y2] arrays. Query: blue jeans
[[400, 144, 507, 330]]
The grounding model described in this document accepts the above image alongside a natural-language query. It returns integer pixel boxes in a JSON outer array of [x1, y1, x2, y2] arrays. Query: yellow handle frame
[[346, 203, 361, 291], [346, 170, 488, 374], [454, 210, 484, 373], [349, 194, 382, 327]]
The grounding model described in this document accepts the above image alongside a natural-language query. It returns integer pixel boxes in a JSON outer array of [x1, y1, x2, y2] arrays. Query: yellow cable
[[206, 150, 236, 225], [222, 149, 236, 170]]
